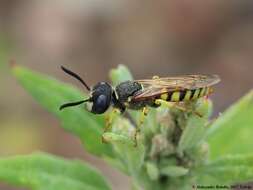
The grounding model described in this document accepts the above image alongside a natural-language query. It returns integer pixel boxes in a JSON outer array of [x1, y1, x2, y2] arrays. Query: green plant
[[1, 64, 253, 190]]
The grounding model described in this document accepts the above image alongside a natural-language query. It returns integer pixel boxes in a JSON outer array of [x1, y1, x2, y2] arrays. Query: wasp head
[[59, 66, 113, 114], [85, 82, 113, 114]]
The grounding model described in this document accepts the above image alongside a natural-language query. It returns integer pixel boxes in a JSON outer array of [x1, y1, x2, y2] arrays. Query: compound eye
[[92, 94, 109, 114]]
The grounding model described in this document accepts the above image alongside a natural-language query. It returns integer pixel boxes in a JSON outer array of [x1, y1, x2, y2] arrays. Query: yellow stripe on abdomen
[[158, 88, 210, 103], [159, 88, 169, 101], [192, 89, 200, 100], [199, 87, 206, 98], [183, 90, 192, 101], [206, 87, 212, 96], [160, 93, 168, 101], [171, 91, 180, 101]]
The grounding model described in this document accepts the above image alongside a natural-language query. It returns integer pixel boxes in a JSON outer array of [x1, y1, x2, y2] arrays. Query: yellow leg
[[134, 106, 149, 147], [155, 99, 184, 110], [155, 99, 202, 117], [105, 108, 120, 131], [102, 108, 120, 143]]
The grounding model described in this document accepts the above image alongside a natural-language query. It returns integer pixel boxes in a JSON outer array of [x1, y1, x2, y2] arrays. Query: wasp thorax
[[115, 81, 142, 102], [86, 82, 113, 114]]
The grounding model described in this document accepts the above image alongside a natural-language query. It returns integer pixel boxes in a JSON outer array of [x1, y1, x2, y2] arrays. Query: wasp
[[59, 66, 220, 144]]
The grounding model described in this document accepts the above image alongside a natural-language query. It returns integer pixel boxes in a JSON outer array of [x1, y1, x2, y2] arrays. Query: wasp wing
[[132, 75, 220, 101]]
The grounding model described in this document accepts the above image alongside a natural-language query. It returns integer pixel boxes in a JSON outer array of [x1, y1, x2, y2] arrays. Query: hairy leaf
[[0, 153, 111, 190], [178, 98, 212, 153], [160, 166, 189, 178], [194, 154, 253, 185], [207, 90, 253, 159]]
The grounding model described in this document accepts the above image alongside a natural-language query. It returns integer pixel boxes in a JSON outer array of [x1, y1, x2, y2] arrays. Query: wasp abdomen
[[159, 87, 210, 102]]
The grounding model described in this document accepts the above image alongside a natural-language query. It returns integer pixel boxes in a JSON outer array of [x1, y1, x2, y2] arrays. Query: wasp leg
[[102, 108, 120, 143], [154, 99, 202, 117], [134, 106, 149, 147], [152, 75, 160, 79]]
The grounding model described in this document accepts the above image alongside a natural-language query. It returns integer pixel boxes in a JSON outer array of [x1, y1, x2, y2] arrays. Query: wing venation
[[133, 75, 220, 101]]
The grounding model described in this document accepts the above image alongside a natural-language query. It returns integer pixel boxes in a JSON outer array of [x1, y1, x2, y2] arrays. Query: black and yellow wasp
[[59, 66, 220, 115], [59, 66, 220, 145]]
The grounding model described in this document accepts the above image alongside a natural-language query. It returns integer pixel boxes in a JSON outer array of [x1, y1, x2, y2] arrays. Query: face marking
[[86, 101, 93, 112], [114, 90, 119, 100]]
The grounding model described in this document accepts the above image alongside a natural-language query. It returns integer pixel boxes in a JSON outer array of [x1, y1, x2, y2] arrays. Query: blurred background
[[0, 1, 252, 189]]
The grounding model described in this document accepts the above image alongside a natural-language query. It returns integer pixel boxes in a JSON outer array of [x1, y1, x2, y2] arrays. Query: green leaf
[[194, 154, 253, 185], [0, 152, 111, 190], [146, 162, 159, 180], [108, 118, 145, 176], [102, 132, 135, 146], [11, 65, 114, 157], [160, 166, 189, 178], [207, 90, 253, 159], [109, 64, 133, 85], [177, 98, 213, 153]]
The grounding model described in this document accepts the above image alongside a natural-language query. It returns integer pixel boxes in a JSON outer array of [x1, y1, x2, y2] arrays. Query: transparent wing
[[133, 75, 220, 101]]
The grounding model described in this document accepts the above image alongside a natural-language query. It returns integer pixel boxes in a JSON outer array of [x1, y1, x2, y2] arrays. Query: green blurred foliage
[[0, 153, 111, 190], [194, 154, 253, 185], [207, 90, 253, 159]]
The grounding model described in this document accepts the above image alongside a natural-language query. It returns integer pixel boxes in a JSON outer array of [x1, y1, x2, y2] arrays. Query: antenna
[[61, 66, 91, 91], [59, 99, 90, 110]]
